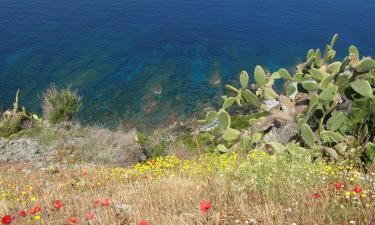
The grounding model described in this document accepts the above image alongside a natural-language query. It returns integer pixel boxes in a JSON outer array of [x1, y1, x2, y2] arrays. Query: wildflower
[[199, 200, 212, 214], [33, 215, 41, 221], [86, 212, 95, 220], [69, 217, 78, 224], [139, 220, 148, 225], [29, 205, 41, 214], [18, 210, 27, 217], [1, 215, 14, 225], [312, 193, 321, 199], [353, 186, 362, 194], [335, 182, 344, 190], [94, 199, 100, 206], [54, 199, 62, 209], [325, 165, 332, 172], [102, 198, 110, 206]]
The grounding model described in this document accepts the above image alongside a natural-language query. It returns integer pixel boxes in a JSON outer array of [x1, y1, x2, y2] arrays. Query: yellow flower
[[325, 165, 332, 171], [34, 215, 41, 221], [30, 196, 37, 202], [345, 191, 351, 197]]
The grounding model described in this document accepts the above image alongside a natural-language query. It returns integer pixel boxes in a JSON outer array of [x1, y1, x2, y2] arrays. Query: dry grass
[[79, 126, 145, 166], [0, 153, 374, 225]]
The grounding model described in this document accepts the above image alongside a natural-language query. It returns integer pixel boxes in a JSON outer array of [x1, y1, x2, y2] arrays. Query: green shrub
[[0, 90, 39, 137], [146, 142, 167, 158], [136, 132, 168, 158], [0, 115, 23, 137], [42, 84, 82, 124]]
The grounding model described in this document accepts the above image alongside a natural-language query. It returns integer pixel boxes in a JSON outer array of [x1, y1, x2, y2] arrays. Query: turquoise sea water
[[1, 0, 374, 128]]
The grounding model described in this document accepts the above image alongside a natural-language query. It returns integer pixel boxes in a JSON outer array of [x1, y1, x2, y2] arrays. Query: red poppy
[[335, 182, 344, 190], [353, 185, 363, 194], [139, 220, 148, 225], [18, 210, 27, 217], [141, 175, 148, 180], [54, 199, 62, 209], [86, 212, 95, 221], [29, 205, 41, 214], [312, 193, 321, 199], [102, 199, 110, 206], [94, 199, 100, 206], [1, 215, 14, 225], [69, 217, 78, 224], [199, 200, 212, 214]]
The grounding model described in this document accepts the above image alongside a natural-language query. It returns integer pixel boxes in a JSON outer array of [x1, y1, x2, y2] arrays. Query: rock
[[32, 147, 40, 154], [115, 203, 134, 214], [0, 138, 7, 149], [263, 122, 299, 144], [0, 125, 146, 166], [0, 137, 41, 162], [263, 98, 280, 110]]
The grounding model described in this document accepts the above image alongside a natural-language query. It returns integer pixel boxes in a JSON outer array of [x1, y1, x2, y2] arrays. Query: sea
[[1, 0, 374, 128]]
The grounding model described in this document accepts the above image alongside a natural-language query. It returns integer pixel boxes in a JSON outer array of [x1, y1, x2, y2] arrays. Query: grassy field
[[1, 152, 374, 225]]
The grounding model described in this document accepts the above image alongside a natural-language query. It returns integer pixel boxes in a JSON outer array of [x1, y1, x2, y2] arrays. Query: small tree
[[42, 84, 82, 124]]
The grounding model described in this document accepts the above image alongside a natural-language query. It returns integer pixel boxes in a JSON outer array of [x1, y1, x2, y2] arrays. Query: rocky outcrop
[[0, 137, 53, 162], [0, 125, 147, 166]]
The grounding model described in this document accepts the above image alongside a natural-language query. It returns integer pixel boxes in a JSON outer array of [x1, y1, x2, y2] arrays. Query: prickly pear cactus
[[198, 34, 375, 164]]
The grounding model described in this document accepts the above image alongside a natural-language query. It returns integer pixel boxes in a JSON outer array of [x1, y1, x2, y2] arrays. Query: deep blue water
[[1, 0, 374, 128]]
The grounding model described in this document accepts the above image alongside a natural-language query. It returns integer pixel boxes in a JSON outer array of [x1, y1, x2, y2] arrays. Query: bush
[[0, 115, 23, 137], [0, 90, 39, 137], [42, 84, 82, 124]]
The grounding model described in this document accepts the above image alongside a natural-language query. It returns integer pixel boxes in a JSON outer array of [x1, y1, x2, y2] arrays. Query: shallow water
[[1, 0, 374, 128]]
